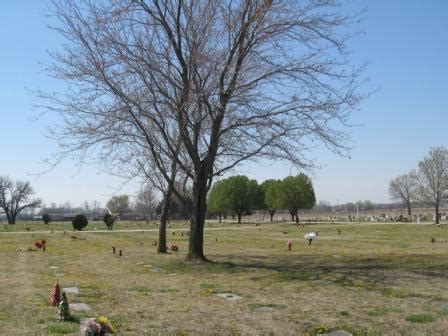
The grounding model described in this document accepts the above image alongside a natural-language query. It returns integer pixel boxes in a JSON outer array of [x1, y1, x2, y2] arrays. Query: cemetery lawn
[[1, 222, 448, 335]]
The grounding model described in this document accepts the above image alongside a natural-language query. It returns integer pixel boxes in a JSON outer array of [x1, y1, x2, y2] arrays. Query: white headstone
[[215, 293, 242, 301]]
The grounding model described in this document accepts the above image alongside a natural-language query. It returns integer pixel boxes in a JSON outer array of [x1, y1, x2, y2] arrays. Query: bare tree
[[415, 147, 448, 224], [63, 202, 73, 212], [134, 184, 158, 220], [91, 200, 101, 217], [106, 195, 130, 216], [41, 0, 365, 261], [82, 200, 91, 216], [389, 172, 416, 216], [0, 176, 42, 224]]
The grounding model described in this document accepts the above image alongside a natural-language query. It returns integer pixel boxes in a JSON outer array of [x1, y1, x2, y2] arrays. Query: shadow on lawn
[[163, 253, 448, 288]]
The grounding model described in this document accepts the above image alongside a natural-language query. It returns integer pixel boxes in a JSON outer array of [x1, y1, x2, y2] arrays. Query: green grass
[[1, 221, 448, 335], [405, 314, 436, 323], [46, 322, 79, 334]]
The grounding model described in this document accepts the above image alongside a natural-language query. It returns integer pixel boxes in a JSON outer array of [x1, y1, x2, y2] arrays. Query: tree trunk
[[158, 185, 174, 254], [269, 210, 275, 222], [295, 212, 299, 224], [289, 210, 294, 222], [435, 203, 440, 224], [7, 213, 16, 225], [237, 211, 242, 224], [186, 174, 209, 262], [218, 213, 222, 223], [406, 202, 412, 217]]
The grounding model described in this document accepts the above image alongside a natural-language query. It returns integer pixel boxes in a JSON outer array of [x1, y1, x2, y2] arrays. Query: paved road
[[0, 221, 439, 235]]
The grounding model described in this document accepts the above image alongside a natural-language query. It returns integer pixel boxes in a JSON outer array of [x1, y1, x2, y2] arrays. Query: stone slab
[[215, 293, 242, 301], [256, 306, 274, 312], [321, 331, 353, 336], [63, 287, 80, 294], [49, 266, 59, 269], [69, 303, 91, 312]]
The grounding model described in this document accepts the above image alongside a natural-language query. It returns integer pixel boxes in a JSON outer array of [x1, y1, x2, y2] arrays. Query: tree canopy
[[415, 147, 448, 224], [389, 172, 416, 216], [106, 195, 130, 216], [278, 174, 316, 223], [261, 179, 282, 221], [0, 176, 41, 224], [208, 176, 263, 223], [207, 180, 228, 222], [42, 0, 365, 261]]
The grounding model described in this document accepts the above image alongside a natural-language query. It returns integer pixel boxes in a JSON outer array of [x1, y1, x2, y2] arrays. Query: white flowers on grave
[[304, 232, 318, 245]]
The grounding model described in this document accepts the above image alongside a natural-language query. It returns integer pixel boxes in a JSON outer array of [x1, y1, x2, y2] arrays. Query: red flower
[[35, 241, 43, 249], [41, 239, 46, 245]]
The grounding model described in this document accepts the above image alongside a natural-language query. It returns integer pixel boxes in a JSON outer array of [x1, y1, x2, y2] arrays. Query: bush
[[72, 214, 88, 231], [42, 213, 51, 224], [102, 213, 115, 230]]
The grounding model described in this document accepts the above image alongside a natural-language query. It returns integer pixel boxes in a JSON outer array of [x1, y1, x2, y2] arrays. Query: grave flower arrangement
[[35, 239, 47, 250], [170, 243, 179, 252], [49, 282, 61, 306], [83, 316, 116, 335]]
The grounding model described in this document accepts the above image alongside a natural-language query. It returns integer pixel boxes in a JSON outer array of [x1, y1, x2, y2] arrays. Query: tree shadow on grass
[[202, 253, 448, 285]]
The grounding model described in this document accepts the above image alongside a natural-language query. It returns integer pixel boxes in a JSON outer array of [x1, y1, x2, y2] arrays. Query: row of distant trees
[[389, 146, 448, 224], [208, 174, 316, 223], [0, 176, 161, 224], [41, 189, 159, 221]]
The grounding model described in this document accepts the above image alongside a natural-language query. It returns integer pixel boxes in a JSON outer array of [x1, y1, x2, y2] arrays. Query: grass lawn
[[1, 221, 448, 335]]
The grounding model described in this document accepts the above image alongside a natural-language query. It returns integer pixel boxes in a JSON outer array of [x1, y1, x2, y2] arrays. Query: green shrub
[[103, 213, 115, 230], [42, 213, 51, 224], [72, 214, 88, 231]]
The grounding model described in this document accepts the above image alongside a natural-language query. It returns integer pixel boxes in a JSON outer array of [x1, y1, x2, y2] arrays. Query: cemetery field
[[1, 222, 448, 335]]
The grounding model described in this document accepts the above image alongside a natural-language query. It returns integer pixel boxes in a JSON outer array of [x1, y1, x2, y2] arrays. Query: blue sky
[[0, 1, 447, 207]]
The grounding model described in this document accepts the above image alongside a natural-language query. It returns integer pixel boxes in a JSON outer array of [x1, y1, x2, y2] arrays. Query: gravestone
[[256, 306, 274, 312], [63, 287, 80, 294], [69, 303, 91, 312], [80, 318, 97, 336], [322, 331, 352, 336], [215, 293, 242, 301]]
